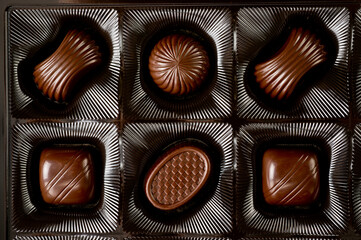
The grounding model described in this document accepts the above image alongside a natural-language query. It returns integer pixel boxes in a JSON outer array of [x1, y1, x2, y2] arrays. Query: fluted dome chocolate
[[254, 28, 327, 101], [148, 34, 210, 96], [33, 29, 102, 102]]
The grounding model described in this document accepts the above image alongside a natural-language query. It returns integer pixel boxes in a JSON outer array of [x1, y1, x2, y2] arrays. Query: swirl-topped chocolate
[[33, 29, 102, 102], [148, 34, 209, 96], [254, 28, 327, 101]]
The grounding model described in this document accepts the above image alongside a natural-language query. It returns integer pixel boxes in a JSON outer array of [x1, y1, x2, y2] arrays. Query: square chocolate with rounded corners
[[262, 148, 320, 206], [39, 147, 95, 206], [11, 122, 120, 233], [237, 122, 349, 236]]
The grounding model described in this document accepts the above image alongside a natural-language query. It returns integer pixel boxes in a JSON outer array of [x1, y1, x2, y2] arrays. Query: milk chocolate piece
[[144, 145, 211, 210], [39, 147, 95, 205], [33, 30, 102, 102], [262, 148, 320, 206], [254, 28, 327, 100], [148, 34, 209, 96]]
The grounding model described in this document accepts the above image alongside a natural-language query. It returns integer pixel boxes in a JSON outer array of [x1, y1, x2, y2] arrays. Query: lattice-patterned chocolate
[[145, 145, 211, 210]]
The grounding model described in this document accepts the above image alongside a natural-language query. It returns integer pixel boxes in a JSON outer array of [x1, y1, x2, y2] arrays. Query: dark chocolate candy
[[33, 29, 102, 102], [254, 28, 326, 101], [144, 145, 211, 210], [39, 147, 95, 205], [262, 148, 320, 206], [148, 34, 209, 96]]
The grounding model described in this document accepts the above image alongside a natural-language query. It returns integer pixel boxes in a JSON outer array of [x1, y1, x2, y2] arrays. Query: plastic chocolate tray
[[3, 1, 361, 240]]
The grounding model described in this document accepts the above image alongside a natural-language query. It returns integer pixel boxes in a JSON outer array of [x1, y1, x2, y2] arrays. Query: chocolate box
[[2, 1, 361, 240]]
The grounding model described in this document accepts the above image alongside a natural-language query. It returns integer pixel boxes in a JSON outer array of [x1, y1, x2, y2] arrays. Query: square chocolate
[[262, 148, 320, 206], [39, 147, 95, 205]]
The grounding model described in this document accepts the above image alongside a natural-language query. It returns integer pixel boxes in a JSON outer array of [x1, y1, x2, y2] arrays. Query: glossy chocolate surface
[[39, 147, 95, 205], [144, 145, 211, 210], [33, 29, 102, 102], [148, 34, 209, 96], [254, 28, 327, 101], [262, 148, 320, 206]]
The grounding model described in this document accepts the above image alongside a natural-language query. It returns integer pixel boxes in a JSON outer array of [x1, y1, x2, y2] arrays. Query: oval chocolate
[[144, 145, 211, 211]]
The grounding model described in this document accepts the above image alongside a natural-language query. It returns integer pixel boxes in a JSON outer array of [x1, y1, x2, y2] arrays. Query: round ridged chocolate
[[148, 34, 210, 96], [144, 145, 211, 210], [254, 28, 327, 101], [33, 29, 102, 102]]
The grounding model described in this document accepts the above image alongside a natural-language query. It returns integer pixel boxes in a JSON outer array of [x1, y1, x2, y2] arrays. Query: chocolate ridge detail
[[33, 29, 102, 102], [39, 147, 95, 205], [144, 145, 211, 210], [148, 34, 210, 96], [254, 28, 327, 101], [262, 148, 320, 206]]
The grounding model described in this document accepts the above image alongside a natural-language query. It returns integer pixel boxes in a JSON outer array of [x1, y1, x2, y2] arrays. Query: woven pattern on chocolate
[[151, 151, 206, 205]]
